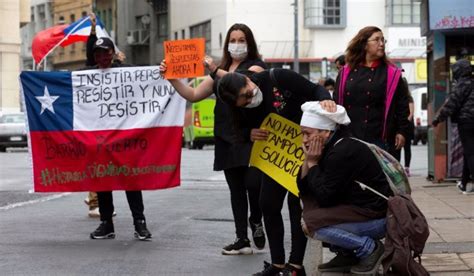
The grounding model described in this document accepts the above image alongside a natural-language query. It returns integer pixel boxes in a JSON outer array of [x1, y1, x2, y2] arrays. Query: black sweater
[[238, 68, 331, 132]]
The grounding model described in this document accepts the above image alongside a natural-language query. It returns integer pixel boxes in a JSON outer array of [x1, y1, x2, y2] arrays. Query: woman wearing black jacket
[[161, 23, 267, 255], [217, 69, 334, 276]]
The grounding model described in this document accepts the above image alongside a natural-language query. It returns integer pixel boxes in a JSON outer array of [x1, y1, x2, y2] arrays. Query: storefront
[[421, 0, 474, 182]]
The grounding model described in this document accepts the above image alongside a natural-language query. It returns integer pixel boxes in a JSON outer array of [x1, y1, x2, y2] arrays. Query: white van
[[410, 87, 428, 145]]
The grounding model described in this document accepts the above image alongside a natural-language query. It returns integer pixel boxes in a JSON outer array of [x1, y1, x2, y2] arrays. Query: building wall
[[51, 0, 92, 71], [0, 0, 30, 113], [170, 0, 227, 57], [116, 0, 160, 65], [20, 0, 54, 71]]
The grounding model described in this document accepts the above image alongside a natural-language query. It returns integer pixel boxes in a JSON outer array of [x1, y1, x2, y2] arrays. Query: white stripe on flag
[[71, 66, 185, 131]]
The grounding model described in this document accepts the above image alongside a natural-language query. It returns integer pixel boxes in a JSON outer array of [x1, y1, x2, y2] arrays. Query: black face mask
[[94, 49, 114, 68]]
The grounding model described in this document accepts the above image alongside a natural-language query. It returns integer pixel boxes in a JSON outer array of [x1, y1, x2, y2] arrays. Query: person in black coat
[[334, 26, 409, 155], [160, 23, 268, 255], [83, 37, 152, 241], [296, 101, 392, 274], [433, 58, 474, 193], [217, 69, 334, 276]]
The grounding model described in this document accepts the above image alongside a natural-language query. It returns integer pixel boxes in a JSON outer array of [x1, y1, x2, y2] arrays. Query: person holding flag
[[83, 13, 123, 218], [32, 13, 113, 68], [81, 37, 152, 241]]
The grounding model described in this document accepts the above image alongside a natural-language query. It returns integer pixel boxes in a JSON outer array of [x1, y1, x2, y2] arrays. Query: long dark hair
[[345, 26, 391, 69], [217, 72, 248, 106], [220, 23, 261, 71], [217, 72, 252, 141]]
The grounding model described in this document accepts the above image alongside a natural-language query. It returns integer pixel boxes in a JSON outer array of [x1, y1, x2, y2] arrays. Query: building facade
[[169, 0, 426, 84], [51, 0, 93, 71], [20, 0, 54, 71], [0, 0, 30, 113]]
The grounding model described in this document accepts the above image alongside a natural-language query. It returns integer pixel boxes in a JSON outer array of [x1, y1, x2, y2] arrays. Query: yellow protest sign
[[250, 113, 304, 197]]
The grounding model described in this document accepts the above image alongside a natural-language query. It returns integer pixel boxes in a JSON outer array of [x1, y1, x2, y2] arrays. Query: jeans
[[313, 218, 386, 259]]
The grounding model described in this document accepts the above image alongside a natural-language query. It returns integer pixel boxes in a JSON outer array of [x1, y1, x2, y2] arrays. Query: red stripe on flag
[[32, 25, 68, 63], [30, 127, 182, 192], [60, 35, 89, 47]]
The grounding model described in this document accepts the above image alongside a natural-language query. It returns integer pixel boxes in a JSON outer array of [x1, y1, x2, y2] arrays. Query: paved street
[[1, 145, 473, 275]]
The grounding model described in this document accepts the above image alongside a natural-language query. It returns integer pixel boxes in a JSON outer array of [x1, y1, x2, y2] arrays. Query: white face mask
[[228, 43, 248, 61], [244, 87, 263, 108]]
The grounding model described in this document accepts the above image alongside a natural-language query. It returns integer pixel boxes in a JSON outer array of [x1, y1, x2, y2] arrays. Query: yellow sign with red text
[[250, 113, 304, 196]]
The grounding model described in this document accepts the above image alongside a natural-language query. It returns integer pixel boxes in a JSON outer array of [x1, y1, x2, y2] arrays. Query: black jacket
[[334, 63, 410, 144], [434, 59, 474, 125], [212, 58, 267, 170], [238, 68, 331, 132], [297, 129, 393, 211]]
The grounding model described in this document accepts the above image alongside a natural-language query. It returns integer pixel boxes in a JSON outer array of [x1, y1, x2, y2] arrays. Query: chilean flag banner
[[20, 66, 185, 192], [32, 16, 110, 64]]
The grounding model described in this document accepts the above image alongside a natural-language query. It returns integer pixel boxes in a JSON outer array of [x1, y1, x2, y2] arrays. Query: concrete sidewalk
[[311, 176, 474, 275]]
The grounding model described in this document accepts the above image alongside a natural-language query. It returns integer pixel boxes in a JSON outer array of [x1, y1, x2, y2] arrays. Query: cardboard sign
[[164, 38, 205, 79], [249, 113, 304, 196]]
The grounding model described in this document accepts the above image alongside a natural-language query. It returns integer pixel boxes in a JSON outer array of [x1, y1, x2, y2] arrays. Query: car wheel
[[0, 146, 6, 152], [421, 139, 427, 145], [412, 139, 418, 146]]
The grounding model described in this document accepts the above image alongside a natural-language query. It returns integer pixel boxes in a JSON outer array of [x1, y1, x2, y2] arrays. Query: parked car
[[182, 77, 215, 149], [410, 87, 428, 145], [0, 112, 27, 152]]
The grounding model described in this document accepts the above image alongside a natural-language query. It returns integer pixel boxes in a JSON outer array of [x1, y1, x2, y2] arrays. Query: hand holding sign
[[163, 38, 205, 79], [249, 113, 304, 196]]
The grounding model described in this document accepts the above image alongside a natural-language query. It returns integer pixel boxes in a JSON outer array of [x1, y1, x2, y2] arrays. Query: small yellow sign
[[415, 59, 427, 83], [249, 113, 304, 196]]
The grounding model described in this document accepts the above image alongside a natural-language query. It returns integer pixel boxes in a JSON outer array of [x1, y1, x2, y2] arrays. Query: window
[[190, 21, 211, 51], [386, 0, 421, 25], [174, 31, 178, 40], [152, 0, 169, 42], [304, 0, 346, 28], [181, 29, 185, 39]]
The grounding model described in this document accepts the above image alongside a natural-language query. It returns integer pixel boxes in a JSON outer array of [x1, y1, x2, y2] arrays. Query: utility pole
[[293, 0, 300, 73]]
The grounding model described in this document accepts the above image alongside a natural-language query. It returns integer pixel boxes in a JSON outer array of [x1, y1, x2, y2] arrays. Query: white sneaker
[[463, 183, 474, 195], [88, 207, 100, 218]]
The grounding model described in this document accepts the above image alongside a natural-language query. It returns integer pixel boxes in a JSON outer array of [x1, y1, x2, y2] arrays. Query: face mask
[[228, 43, 248, 61], [94, 51, 114, 68], [244, 87, 263, 108]]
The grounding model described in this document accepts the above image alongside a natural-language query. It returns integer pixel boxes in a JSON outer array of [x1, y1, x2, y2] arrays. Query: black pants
[[458, 123, 474, 183], [224, 166, 262, 239], [97, 191, 145, 222], [260, 173, 307, 265]]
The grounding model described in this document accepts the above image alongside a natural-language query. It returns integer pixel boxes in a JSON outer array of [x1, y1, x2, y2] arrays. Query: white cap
[[300, 101, 351, 130]]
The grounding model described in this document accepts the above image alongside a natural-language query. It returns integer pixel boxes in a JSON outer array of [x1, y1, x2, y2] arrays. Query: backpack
[[348, 139, 429, 275], [351, 137, 411, 195], [382, 194, 430, 275]]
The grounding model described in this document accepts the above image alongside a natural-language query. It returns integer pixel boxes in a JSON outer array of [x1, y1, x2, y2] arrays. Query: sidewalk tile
[[428, 220, 474, 242], [422, 253, 470, 272], [460, 253, 474, 270]]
